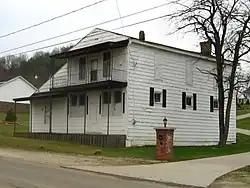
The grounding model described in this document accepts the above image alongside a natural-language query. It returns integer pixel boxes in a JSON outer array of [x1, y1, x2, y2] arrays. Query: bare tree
[[168, 0, 250, 146]]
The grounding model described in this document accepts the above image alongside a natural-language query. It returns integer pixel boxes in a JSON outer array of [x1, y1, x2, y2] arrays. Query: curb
[[60, 166, 205, 188]]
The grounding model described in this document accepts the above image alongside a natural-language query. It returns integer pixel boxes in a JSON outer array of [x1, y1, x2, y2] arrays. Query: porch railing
[[50, 68, 127, 89]]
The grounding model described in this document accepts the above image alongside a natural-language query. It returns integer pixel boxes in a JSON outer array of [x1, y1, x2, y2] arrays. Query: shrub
[[5, 108, 17, 122], [246, 99, 250, 105]]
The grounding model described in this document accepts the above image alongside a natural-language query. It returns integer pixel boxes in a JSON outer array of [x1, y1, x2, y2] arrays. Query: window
[[79, 57, 86, 80], [154, 92, 161, 103], [70, 95, 78, 106], [103, 52, 111, 77], [79, 94, 86, 106], [186, 96, 192, 107], [91, 59, 98, 81], [214, 99, 219, 109], [114, 91, 122, 103], [103, 92, 111, 104]]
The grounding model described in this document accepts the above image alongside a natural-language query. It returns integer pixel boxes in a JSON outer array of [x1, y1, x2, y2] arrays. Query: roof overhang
[[50, 80, 127, 93], [14, 80, 127, 102], [13, 91, 67, 102], [50, 39, 129, 59]]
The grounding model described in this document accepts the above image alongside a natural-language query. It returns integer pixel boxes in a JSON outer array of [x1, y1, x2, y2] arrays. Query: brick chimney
[[200, 40, 212, 56], [139, 31, 145, 41]]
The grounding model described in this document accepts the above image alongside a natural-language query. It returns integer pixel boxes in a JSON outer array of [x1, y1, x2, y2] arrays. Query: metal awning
[[50, 40, 129, 59]]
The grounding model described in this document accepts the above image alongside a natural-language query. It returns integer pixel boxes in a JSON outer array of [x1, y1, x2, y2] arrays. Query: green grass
[[237, 118, 250, 130], [237, 104, 250, 116], [0, 112, 250, 162]]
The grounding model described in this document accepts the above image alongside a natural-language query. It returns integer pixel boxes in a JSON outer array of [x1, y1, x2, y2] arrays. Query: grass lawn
[[237, 104, 250, 116], [237, 118, 250, 130], [0, 112, 250, 161], [212, 166, 250, 187]]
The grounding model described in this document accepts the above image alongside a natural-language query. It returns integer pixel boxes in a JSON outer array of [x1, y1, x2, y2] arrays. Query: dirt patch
[[210, 166, 250, 188], [0, 147, 159, 167]]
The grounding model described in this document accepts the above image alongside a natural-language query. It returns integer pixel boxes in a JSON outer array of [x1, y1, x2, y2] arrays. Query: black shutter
[[182, 92, 186, 109], [162, 89, 167, 108], [149, 87, 154, 106], [210, 96, 214, 112], [99, 94, 101, 114], [86, 95, 88, 114], [193, 93, 197, 111], [123, 93, 125, 113]]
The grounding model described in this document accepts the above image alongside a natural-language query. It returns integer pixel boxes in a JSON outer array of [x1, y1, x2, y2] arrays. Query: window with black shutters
[[114, 91, 122, 103], [154, 92, 161, 103], [186, 96, 192, 107], [79, 94, 86, 106], [214, 99, 219, 109], [70, 95, 78, 106], [103, 92, 111, 104]]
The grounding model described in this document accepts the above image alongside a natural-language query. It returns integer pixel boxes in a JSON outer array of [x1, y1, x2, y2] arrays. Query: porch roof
[[50, 39, 129, 59], [50, 80, 127, 93], [13, 80, 127, 102], [13, 91, 67, 102]]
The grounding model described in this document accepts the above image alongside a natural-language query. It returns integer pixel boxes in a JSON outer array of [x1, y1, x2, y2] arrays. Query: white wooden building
[[0, 76, 37, 104], [15, 28, 236, 147]]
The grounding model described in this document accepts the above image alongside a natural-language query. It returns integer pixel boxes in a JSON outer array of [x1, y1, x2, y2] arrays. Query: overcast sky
[[0, 0, 200, 55], [0, 0, 249, 70]]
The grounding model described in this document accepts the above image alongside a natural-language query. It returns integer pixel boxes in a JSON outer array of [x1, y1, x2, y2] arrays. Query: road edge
[[60, 165, 205, 188]]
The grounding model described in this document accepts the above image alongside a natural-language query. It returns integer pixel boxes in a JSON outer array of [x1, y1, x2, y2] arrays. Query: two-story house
[[14, 28, 236, 147]]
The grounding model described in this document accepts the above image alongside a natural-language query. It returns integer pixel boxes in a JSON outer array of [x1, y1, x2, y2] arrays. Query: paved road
[[0, 157, 171, 188]]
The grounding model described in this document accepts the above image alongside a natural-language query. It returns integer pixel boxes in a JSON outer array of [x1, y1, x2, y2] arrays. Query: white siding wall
[[31, 99, 50, 132], [0, 77, 36, 104], [52, 97, 67, 133], [126, 42, 236, 146], [38, 63, 68, 92]]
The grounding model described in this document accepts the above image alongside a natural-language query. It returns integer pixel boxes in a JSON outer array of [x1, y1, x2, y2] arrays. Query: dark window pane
[[103, 52, 111, 77], [79, 94, 86, 106], [154, 92, 161, 103], [79, 57, 86, 80], [114, 91, 122, 103], [186, 96, 192, 106], [103, 92, 111, 104], [214, 99, 219, 109], [71, 95, 77, 106]]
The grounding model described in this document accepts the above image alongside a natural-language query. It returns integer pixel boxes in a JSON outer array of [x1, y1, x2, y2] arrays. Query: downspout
[[30, 99, 32, 132], [49, 98, 52, 133]]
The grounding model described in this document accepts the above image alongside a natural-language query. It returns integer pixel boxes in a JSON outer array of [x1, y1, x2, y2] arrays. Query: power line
[[1, 14, 169, 58], [0, 2, 170, 55], [115, 0, 125, 33], [0, 0, 108, 39]]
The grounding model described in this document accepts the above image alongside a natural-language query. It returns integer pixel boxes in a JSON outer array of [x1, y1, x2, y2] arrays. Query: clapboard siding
[[51, 98, 67, 133], [126, 42, 236, 146], [31, 99, 50, 132]]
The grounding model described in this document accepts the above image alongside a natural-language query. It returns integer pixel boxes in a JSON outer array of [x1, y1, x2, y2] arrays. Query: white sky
[[0, 0, 200, 56], [0, 0, 249, 70]]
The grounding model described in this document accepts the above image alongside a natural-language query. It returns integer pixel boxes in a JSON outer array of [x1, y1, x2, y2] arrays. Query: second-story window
[[103, 51, 111, 77], [79, 57, 86, 80]]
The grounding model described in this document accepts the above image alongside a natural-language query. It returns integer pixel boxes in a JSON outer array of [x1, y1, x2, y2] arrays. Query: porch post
[[13, 101, 17, 136], [49, 97, 52, 133], [66, 94, 69, 134], [107, 86, 110, 135], [84, 94, 87, 134], [30, 99, 32, 132]]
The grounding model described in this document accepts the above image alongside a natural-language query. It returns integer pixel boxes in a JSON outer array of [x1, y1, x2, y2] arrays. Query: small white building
[[0, 76, 37, 104], [15, 28, 236, 147]]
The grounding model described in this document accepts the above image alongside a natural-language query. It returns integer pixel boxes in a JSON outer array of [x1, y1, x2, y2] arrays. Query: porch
[[13, 83, 127, 148]]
